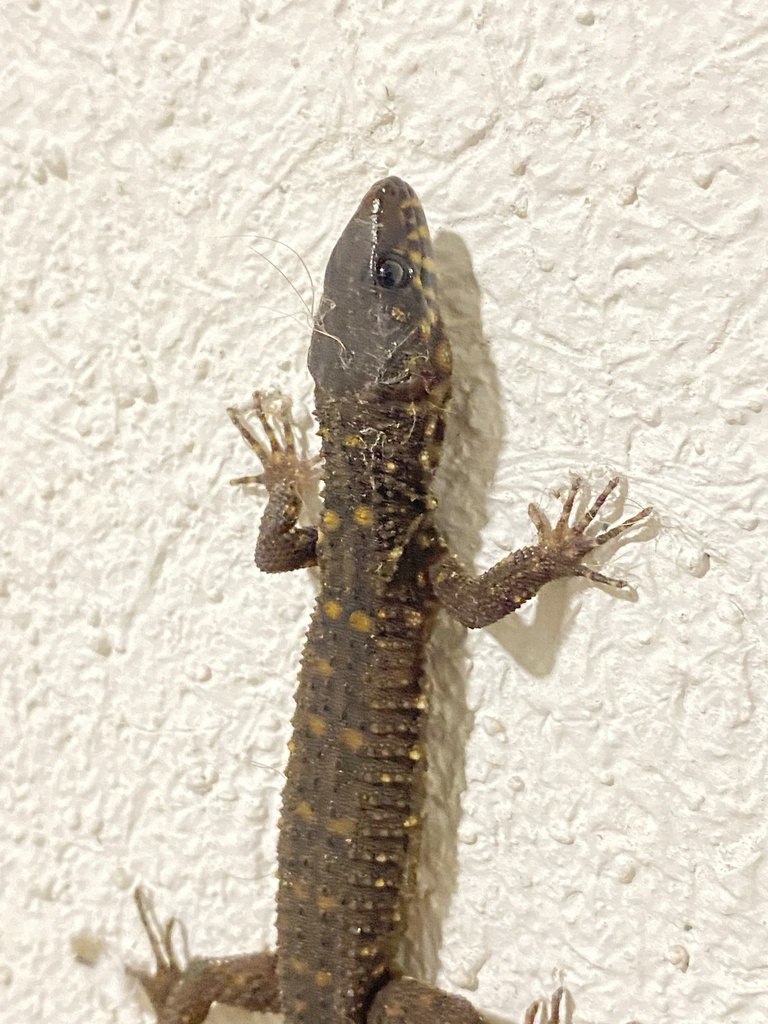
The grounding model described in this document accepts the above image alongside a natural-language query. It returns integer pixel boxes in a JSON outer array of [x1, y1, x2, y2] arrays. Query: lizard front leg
[[431, 476, 652, 628], [127, 887, 280, 1024], [228, 391, 318, 572]]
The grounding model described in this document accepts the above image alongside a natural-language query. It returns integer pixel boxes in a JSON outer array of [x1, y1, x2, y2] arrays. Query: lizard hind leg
[[369, 979, 572, 1024], [127, 887, 280, 1024], [368, 978, 487, 1024]]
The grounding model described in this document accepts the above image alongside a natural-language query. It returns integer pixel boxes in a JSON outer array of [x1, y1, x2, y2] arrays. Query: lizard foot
[[228, 390, 317, 492], [527, 476, 653, 590]]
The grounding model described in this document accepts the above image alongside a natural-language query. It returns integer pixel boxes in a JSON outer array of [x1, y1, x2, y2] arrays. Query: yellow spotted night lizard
[[128, 176, 652, 1024]]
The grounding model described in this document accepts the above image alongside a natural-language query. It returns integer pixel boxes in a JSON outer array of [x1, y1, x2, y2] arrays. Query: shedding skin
[[127, 177, 652, 1024]]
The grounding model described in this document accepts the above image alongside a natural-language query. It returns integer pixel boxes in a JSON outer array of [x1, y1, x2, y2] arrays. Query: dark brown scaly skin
[[128, 178, 652, 1024]]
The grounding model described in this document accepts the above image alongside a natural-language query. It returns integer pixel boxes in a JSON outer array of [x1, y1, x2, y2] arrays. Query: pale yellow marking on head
[[435, 339, 451, 369], [422, 286, 436, 301], [307, 714, 327, 737], [409, 746, 422, 761], [426, 306, 439, 325], [349, 610, 373, 633], [407, 229, 421, 241], [353, 506, 373, 527], [323, 509, 341, 531], [324, 599, 343, 620], [342, 728, 365, 751], [419, 225, 430, 238], [412, 276, 423, 291], [328, 816, 356, 836]]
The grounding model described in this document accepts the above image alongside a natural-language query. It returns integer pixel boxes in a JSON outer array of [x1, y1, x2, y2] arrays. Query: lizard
[[128, 176, 652, 1024]]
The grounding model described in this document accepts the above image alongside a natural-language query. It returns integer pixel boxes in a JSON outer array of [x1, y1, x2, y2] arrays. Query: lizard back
[[276, 177, 452, 1024]]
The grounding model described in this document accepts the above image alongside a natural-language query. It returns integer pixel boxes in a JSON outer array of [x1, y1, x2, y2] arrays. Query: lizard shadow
[[405, 228, 647, 1014]]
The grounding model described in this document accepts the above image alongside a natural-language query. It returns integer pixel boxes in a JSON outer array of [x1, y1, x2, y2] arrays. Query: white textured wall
[[2, 2, 767, 1022]]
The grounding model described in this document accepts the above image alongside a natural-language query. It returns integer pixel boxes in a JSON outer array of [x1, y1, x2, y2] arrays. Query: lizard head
[[308, 176, 451, 403]]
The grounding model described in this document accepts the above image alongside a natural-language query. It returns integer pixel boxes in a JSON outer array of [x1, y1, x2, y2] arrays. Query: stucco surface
[[2, 2, 767, 1023]]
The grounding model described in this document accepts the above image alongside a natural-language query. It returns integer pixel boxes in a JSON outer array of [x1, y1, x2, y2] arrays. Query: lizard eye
[[374, 254, 412, 289]]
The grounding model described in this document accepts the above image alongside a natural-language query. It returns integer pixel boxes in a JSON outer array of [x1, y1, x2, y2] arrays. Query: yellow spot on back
[[318, 894, 339, 910], [292, 878, 309, 900], [310, 656, 333, 677], [323, 509, 341, 531], [380, 773, 392, 783], [342, 728, 365, 751], [409, 746, 422, 761], [403, 815, 419, 828], [293, 1000, 307, 1013], [324, 599, 343, 620], [344, 433, 360, 447], [328, 816, 356, 836], [290, 957, 308, 974], [294, 800, 316, 821], [353, 506, 373, 527], [314, 971, 333, 987], [390, 306, 408, 323], [307, 714, 327, 736], [349, 610, 373, 633]]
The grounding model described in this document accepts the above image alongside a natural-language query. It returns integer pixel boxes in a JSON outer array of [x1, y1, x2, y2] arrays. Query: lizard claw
[[524, 986, 570, 1024]]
